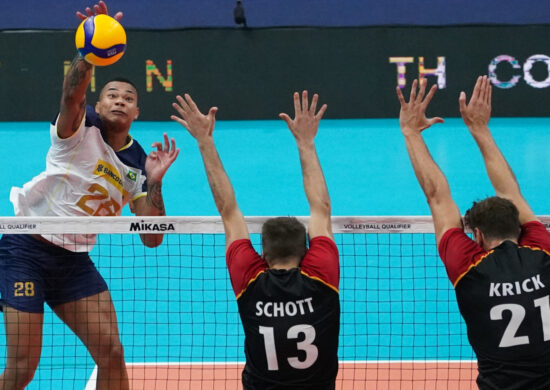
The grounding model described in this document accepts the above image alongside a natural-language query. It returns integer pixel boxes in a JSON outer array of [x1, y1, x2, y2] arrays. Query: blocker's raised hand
[[396, 79, 444, 136], [459, 75, 492, 132], [145, 133, 179, 182], [279, 90, 327, 145], [171, 94, 218, 144], [76, 0, 123, 21]]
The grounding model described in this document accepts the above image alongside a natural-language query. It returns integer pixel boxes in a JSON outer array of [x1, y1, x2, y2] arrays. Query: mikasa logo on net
[[129, 221, 175, 232]]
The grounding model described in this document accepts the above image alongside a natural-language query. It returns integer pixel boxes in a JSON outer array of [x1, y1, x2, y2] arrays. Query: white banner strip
[[0, 216, 548, 235]]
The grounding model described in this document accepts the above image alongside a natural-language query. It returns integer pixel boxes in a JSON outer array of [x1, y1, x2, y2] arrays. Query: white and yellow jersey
[[10, 106, 148, 252]]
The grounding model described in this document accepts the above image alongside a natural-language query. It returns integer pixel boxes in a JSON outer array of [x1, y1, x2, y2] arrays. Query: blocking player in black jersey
[[396, 76, 550, 390], [171, 91, 340, 389]]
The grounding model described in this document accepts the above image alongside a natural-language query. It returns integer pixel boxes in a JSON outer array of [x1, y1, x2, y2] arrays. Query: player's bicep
[[57, 96, 86, 138], [308, 204, 333, 241], [428, 196, 463, 247], [505, 194, 537, 224], [223, 208, 249, 250]]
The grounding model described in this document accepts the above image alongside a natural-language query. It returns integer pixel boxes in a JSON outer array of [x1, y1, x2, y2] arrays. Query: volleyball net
[[0, 215, 502, 390]]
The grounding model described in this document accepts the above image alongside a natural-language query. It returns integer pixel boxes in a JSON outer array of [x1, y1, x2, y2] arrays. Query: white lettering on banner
[[0, 224, 37, 230], [489, 54, 550, 89], [342, 223, 412, 230], [389, 56, 446, 89]]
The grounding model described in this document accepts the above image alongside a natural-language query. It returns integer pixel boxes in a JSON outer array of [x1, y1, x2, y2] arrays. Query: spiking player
[[0, 2, 179, 389], [396, 76, 550, 389], [172, 91, 340, 389]]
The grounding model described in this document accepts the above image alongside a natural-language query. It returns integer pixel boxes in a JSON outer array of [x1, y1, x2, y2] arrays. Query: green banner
[[1, 26, 550, 121]]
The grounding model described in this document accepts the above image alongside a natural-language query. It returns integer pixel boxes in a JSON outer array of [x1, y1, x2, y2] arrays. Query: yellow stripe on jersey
[[117, 135, 134, 152], [454, 245, 550, 288], [301, 271, 339, 294], [520, 245, 550, 257], [453, 250, 494, 288], [236, 270, 266, 300], [132, 192, 147, 201], [94, 159, 125, 194]]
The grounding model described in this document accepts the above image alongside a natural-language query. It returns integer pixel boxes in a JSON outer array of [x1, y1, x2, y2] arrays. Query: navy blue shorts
[[0, 234, 108, 313]]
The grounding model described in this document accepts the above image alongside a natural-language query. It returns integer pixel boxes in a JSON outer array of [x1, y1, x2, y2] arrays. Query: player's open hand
[[459, 75, 492, 131], [396, 79, 443, 136], [76, 0, 123, 21], [145, 133, 180, 182], [280, 91, 327, 146], [171, 94, 218, 144]]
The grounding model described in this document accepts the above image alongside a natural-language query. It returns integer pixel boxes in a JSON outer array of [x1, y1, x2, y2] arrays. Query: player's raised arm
[[57, 55, 93, 138], [396, 79, 462, 245], [460, 75, 536, 224], [59, 1, 120, 138], [171, 94, 249, 248], [280, 91, 332, 240]]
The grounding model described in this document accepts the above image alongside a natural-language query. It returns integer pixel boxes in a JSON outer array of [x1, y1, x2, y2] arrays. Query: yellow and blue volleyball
[[75, 14, 126, 67]]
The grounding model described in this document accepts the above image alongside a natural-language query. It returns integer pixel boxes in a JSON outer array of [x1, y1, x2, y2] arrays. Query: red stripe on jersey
[[300, 270, 339, 293], [439, 221, 550, 287], [300, 236, 340, 290], [520, 245, 550, 257], [438, 228, 487, 286], [226, 236, 340, 298], [452, 249, 494, 288], [226, 239, 267, 297], [519, 221, 550, 251], [235, 270, 265, 300]]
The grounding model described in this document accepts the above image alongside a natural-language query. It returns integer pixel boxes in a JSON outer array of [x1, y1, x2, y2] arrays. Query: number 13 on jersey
[[259, 324, 319, 371]]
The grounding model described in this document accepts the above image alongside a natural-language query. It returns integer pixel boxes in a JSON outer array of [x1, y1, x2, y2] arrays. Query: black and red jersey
[[226, 236, 340, 390], [439, 221, 550, 390]]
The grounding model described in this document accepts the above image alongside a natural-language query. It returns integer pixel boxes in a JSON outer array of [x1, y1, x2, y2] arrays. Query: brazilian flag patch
[[127, 171, 137, 181]]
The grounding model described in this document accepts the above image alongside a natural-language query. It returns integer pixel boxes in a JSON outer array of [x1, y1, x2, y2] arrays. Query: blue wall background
[[2, 0, 549, 29]]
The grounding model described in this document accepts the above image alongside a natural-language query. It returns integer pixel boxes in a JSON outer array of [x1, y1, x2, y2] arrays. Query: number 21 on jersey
[[491, 295, 550, 347]]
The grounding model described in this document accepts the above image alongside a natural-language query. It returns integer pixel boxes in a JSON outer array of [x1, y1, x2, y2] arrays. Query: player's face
[[96, 81, 139, 130]]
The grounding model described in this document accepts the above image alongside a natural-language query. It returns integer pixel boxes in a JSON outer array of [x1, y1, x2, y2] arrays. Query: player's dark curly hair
[[261, 217, 307, 265], [464, 196, 521, 240]]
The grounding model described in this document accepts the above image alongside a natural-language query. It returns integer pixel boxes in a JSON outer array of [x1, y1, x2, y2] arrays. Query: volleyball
[[75, 14, 126, 66]]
